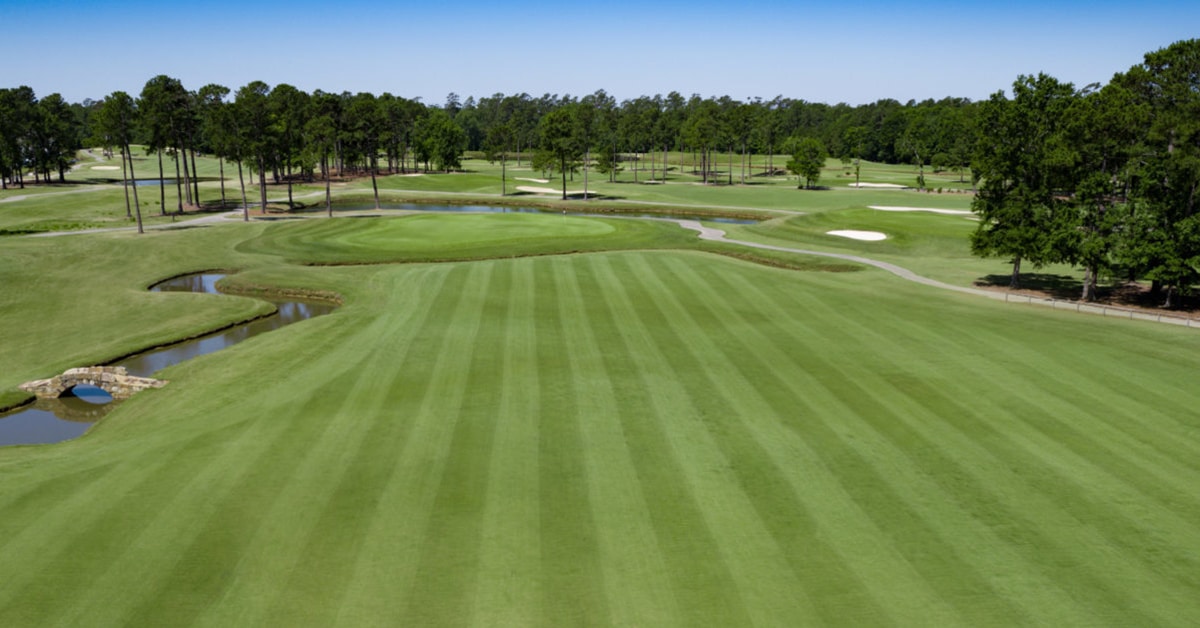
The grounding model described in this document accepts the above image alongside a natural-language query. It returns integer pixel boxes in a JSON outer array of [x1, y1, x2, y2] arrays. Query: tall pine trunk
[[174, 150, 185, 214], [238, 160, 249, 221], [257, 158, 268, 215], [728, 146, 733, 185], [190, 148, 200, 207], [1010, 256, 1022, 289], [126, 143, 143, 234], [157, 150, 166, 215], [370, 155, 380, 209], [219, 158, 226, 208], [560, 154, 567, 200], [1081, 265, 1098, 302], [120, 146, 132, 219], [324, 154, 332, 217]]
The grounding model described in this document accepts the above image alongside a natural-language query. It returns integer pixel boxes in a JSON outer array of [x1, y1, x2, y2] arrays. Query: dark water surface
[[0, 274, 335, 446]]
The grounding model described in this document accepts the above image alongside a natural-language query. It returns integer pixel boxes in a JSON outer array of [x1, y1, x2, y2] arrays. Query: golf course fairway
[[1, 213, 1198, 626]]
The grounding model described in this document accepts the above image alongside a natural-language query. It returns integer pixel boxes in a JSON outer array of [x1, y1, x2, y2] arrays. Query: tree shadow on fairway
[[975, 273, 1081, 300]]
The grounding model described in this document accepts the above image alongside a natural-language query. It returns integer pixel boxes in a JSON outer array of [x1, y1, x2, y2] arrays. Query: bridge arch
[[20, 366, 167, 400]]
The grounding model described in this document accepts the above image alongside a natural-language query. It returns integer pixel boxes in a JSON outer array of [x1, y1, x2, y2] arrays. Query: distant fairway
[[238, 212, 692, 264], [1, 215, 1199, 625]]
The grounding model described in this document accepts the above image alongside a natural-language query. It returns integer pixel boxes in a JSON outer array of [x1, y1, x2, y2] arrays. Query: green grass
[[1, 152, 975, 234], [2, 203, 1199, 625]]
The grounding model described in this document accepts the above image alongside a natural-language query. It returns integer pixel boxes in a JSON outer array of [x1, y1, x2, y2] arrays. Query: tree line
[[970, 39, 1200, 305], [1, 79, 979, 205], [1, 39, 1197, 304]]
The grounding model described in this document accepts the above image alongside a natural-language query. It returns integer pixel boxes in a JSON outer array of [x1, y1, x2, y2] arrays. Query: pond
[[0, 274, 335, 447], [130, 178, 180, 187]]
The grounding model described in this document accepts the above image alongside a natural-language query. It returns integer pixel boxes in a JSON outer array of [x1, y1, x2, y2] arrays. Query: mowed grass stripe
[[701, 266, 1056, 623], [166, 266, 441, 627], [0, 429, 248, 624], [402, 261, 505, 625], [563, 257, 693, 626], [933, 318, 1200, 536], [0, 300, 376, 624], [784, 287, 1143, 622], [648, 254, 1022, 624], [927, 328, 1200, 608], [901, 312, 1200, 515], [875, 361, 1200, 622], [585, 254, 822, 625], [885, 309, 1200, 471], [52, 412, 318, 626], [117, 284, 436, 626], [655, 256, 972, 623], [775, 281, 1164, 622], [610, 252, 834, 625], [536, 259, 611, 626], [311, 266, 471, 624], [1005, 342, 1200, 490], [327, 264, 491, 625], [761, 275, 1191, 622], [470, 258, 544, 625], [258, 280, 466, 627]]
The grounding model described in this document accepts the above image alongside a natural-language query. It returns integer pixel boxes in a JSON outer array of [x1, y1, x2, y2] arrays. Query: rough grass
[[1, 210, 1198, 626]]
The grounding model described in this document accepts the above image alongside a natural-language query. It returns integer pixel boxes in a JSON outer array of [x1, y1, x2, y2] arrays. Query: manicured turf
[[2, 213, 1199, 625], [237, 212, 691, 264]]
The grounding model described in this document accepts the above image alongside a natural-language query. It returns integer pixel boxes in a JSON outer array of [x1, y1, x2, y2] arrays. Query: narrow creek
[[0, 274, 335, 447]]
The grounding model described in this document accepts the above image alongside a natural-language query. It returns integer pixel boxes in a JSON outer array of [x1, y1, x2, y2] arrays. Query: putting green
[[238, 212, 690, 265]]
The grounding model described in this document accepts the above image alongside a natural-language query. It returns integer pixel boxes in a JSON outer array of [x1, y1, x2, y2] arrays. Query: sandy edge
[[828, 230, 887, 241], [868, 205, 972, 215]]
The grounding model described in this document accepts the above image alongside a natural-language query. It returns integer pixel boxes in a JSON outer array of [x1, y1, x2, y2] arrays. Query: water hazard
[[0, 274, 335, 446]]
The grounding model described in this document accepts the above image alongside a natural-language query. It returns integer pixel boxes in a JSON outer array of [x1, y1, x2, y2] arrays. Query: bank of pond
[[0, 273, 336, 447]]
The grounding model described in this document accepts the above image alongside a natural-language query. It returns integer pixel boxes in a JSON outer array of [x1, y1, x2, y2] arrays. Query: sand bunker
[[517, 186, 558, 194], [848, 182, 907, 189], [868, 205, 972, 216], [828, 230, 887, 241], [515, 177, 550, 183], [517, 185, 594, 197], [90, 166, 120, 171]]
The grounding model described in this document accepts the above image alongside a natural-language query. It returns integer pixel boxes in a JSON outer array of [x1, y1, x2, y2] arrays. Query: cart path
[[671, 220, 1000, 299]]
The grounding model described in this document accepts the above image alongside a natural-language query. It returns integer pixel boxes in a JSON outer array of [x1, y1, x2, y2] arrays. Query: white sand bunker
[[515, 177, 550, 183], [90, 166, 120, 171], [869, 205, 972, 215], [517, 185, 593, 196], [848, 182, 907, 189], [828, 230, 887, 241], [517, 185, 558, 194]]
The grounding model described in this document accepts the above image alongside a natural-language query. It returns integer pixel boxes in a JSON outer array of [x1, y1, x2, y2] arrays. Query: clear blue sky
[[2, 0, 1196, 105]]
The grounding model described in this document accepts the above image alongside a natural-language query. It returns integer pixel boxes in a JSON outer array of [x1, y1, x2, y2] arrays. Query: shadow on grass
[[976, 273, 1081, 300], [976, 273, 1200, 312]]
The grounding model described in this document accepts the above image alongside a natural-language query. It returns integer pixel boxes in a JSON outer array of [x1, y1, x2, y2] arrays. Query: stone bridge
[[20, 366, 167, 400]]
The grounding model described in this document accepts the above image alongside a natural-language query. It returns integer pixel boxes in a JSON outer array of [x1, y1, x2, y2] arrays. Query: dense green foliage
[[970, 39, 1200, 303]]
